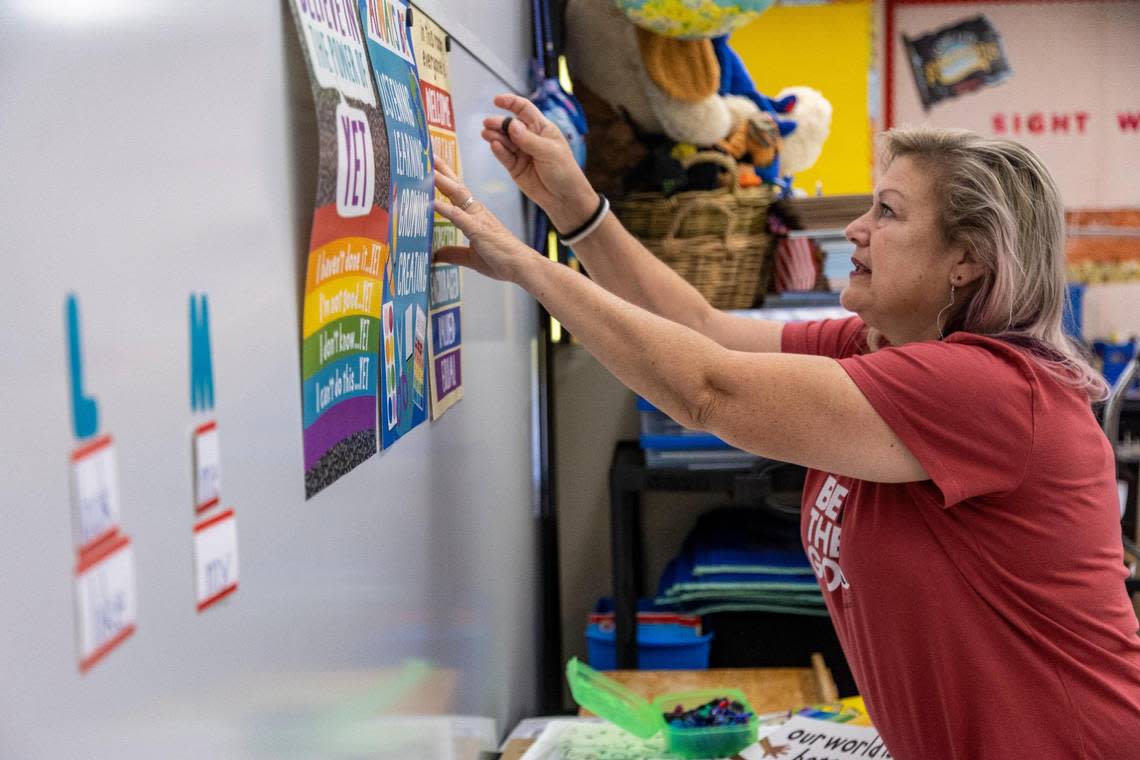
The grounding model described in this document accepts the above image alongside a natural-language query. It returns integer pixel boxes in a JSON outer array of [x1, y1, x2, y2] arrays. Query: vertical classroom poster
[[288, 0, 388, 498], [360, 0, 435, 447], [412, 11, 465, 419]]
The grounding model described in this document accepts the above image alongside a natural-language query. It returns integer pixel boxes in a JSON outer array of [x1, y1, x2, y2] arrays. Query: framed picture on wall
[[884, 0, 1140, 210]]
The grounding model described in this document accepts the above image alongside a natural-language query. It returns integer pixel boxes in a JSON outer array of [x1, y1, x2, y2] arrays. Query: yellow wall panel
[[731, 1, 873, 194]]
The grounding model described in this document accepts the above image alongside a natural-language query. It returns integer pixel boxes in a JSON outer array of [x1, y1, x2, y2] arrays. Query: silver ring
[[459, 195, 476, 211]]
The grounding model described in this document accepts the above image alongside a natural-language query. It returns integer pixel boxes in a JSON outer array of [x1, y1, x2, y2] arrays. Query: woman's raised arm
[[432, 166, 926, 483]]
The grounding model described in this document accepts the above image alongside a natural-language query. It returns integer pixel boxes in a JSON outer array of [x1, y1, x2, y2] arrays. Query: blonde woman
[[435, 94, 1140, 759]]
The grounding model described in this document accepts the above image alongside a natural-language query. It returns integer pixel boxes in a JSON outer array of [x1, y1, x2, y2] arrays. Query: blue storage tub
[[586, 622, 713, 671], [1094, 338, 1138, 391], [1062, 283, 1084, 339], [637, 396, 728, 451]]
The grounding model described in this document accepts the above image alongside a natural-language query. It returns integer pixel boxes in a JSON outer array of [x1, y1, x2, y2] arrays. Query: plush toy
[[612, 0, 775, 40], [711, 35, 796, 129], [566, 0, 831, 184]]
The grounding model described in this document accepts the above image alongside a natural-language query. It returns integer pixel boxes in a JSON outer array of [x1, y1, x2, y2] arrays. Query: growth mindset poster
[[361, 0, 434, 447], [288, 0, 388, 498], [413, 11, 464, 419]]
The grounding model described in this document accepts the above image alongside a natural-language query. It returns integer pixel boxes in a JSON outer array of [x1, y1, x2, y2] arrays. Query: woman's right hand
[[482, 93, 599, 233], [432, 157, 540, 286]]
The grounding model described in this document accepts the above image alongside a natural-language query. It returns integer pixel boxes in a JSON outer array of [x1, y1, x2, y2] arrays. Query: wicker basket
[[613, 154, 778, 309]]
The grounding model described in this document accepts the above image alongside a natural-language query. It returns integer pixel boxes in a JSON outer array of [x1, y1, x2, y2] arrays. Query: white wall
[[0, 2, 541, 757]]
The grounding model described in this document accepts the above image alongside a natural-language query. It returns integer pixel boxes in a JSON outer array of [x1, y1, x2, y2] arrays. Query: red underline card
[[74, 533, 137, 673], [70, 433, 112, 463], [70, 434, 122, 553], [193, 420, 221, 514], [194, 508, 239, 612]]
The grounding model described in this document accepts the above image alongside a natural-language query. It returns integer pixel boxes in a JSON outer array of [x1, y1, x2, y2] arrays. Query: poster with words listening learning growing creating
[[288, 0, 387, 498], [361, 0, 435, 447]]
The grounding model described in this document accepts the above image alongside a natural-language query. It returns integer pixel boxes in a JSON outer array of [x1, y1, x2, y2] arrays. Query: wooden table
[[500, 658, 837, 759]]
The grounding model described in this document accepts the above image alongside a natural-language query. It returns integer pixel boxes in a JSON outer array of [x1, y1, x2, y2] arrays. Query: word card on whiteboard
[[75, 534, 138, 673], [70, 435, 121, 550], [193, 509, 239, 612]]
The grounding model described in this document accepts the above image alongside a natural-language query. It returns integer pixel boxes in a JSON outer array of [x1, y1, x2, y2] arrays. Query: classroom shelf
[[608, 441, 792, 669]]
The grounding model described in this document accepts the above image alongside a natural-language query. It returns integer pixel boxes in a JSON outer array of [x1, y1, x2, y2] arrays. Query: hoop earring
[[936, 285, 957, 340]]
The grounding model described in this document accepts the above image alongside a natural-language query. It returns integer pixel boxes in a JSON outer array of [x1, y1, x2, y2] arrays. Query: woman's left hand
[[432, 158, 537, 284]]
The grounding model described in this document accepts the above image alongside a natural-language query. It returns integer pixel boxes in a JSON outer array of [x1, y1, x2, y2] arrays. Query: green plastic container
[[565, 658, 759, 758]]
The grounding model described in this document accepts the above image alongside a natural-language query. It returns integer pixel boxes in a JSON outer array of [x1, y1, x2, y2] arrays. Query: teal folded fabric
[[654, 510, 827, 618]]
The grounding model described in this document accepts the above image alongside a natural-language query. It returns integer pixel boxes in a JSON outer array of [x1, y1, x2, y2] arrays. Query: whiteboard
[[0, 1, 540, 757]]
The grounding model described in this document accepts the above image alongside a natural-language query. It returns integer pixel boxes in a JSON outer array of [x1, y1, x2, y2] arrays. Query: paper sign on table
[[74, 534, 137, 672], [519, 720, 667, 760], [739, 716, 891, 760], [70, 435, 121, 550], [193, 420, 221, 513], [193, 508, 239, 612]]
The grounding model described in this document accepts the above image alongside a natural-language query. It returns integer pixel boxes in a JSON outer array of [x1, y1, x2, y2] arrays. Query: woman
[[434, 94, 1140, 759]]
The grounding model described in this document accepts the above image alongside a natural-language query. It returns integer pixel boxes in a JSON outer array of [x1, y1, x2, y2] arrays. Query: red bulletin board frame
[[883, 0, 1125, 129]]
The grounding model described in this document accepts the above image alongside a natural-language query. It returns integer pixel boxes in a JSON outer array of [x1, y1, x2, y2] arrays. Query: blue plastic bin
[[637, 396, 727, 451], [1094, 338, 1138, 391], [586, 622, 713, 671], [1063, 283, 1084, 340]]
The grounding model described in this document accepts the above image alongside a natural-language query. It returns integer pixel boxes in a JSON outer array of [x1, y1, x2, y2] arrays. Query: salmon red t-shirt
[[783, 316, 1140, 760]]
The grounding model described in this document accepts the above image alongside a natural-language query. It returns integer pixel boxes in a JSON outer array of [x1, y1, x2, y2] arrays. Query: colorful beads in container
[[613, 0, 776, 39], [664, 697, 755, 728]]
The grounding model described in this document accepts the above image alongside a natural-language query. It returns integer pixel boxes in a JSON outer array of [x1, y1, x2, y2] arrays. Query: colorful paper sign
[[74, 534, 137, 673], [288, 0, 389, 497], [361, 0, 435, 446], [428, 265, 463, 414], [194, 509, 239, 612], [412, 11, 463, 251], [70, 435, 122, 550], [412, 10, 464, 419], [291, 0, 377, 107]]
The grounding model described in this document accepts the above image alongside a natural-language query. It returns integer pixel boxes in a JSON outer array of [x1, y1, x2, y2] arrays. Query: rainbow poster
[[288, 0, 388, 498]]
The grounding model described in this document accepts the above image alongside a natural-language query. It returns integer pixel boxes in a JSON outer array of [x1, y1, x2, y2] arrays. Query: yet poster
[[412, 10, 464, 418], [361, 0, 435, 447], [288, 0, 388, 498]]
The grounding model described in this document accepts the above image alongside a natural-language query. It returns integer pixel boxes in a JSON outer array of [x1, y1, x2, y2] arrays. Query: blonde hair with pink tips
[[876, 126, 1107, 401]]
